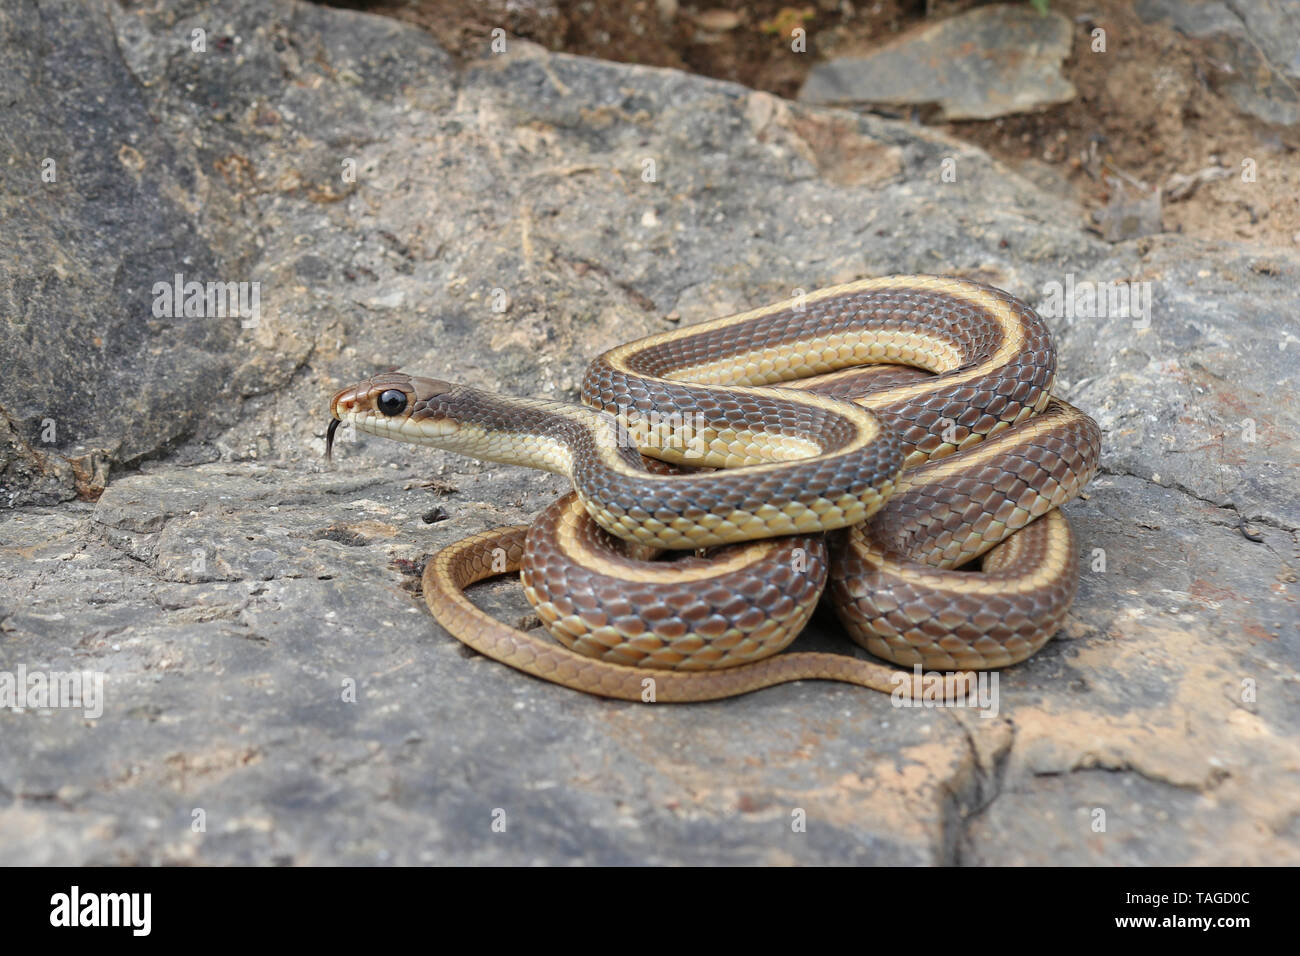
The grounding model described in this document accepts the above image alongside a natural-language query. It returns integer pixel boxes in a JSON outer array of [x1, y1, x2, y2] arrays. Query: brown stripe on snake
[[586, 275, 1055, 467], [423, 520, 967, 701], [521, 493, 828, 669], [833, 511, 1080, 671], [868, 398, 1101, 569], [327, 274, 1099, 701], [831, 398, 1100, 670]]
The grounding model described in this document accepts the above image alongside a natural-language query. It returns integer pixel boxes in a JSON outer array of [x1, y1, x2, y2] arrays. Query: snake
[[327, 275, 1101, 702]]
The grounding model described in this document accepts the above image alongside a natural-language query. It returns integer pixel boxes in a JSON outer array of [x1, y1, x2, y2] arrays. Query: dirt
[[327, 0, 1300, 248]]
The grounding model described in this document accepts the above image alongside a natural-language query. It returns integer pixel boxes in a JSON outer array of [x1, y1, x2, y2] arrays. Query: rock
[[1094, 182, 1164, 242], [1054, 238, 1300, 533], [0, 0, 241, 505], [1137, 0, 1300, 125], [0, 0, 1296, 865], [799, 4, 1076, 121]]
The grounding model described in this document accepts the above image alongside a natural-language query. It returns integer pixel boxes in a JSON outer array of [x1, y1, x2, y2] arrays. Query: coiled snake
[[327, 275, 1100, 702]]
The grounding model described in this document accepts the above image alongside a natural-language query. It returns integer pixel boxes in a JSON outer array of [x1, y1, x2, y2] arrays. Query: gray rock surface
[[0, 0, 241, 504], [1138, 0, 1300, 126], [798, 4, 1076, 121], [0, 0, 1296, 865]]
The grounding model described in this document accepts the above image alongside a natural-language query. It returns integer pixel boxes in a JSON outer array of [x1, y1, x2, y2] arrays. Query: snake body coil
[[328, 275, 1100, 701]]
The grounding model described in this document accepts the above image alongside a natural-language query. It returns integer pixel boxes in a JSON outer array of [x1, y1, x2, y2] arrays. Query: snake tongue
[[325, 418, 341, 463]]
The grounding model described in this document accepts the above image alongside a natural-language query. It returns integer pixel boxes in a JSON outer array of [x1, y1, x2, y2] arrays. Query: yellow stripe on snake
[[327, 275, 1101, 702]]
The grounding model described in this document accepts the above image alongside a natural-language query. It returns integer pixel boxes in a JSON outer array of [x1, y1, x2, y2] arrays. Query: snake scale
[[327, 275, 1101, 702]]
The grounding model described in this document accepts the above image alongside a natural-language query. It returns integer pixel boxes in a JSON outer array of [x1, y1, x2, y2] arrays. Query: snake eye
[[377, 389, 408, 416]]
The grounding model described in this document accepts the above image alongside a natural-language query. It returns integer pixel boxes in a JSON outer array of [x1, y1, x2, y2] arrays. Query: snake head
[[327, 371, 459, 460]]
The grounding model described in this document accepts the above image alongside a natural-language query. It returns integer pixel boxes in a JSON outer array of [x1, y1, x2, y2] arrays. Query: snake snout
[[328, 388, 354, 420], [329, 377, 388, 420]]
